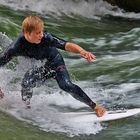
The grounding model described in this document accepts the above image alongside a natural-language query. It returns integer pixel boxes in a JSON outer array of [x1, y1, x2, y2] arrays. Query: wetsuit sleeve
[[0, 42, 17, 67], [44, 32, 67, 50], [0, 34, 23, 67]]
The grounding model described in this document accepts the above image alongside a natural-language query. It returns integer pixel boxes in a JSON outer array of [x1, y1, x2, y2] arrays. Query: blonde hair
[[22, 15, 44, 33]]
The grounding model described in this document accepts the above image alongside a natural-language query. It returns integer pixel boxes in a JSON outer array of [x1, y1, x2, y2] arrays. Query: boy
[[0, 16, 106, 117]]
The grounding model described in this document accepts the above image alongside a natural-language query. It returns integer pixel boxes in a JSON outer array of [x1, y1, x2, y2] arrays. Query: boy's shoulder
[[9, 34, 26, 50], [13, 34, 25, 44], [43, 31, 54, 42], [44, 31, 52, 38]]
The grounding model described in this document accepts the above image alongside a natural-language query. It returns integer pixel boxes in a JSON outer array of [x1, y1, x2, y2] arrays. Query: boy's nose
[[39, 33, 43, 38]]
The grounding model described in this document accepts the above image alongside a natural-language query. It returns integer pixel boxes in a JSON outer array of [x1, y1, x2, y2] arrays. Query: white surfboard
[[64, 108, 140, 122]]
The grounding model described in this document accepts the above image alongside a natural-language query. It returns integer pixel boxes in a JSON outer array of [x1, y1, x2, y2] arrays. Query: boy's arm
[[0, 37, 19, 67], [65, 42, 96, 62], [0, 48, 14, 67]]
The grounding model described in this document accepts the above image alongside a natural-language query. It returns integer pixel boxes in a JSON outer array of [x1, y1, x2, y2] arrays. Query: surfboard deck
[[64, 108, 140, 122]]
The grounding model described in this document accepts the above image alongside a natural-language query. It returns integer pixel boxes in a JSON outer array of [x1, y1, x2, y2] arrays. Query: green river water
[[0, 4, 140, 140]]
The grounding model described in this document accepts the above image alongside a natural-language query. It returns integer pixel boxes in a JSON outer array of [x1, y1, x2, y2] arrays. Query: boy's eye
[[36, 31, 42, 35]]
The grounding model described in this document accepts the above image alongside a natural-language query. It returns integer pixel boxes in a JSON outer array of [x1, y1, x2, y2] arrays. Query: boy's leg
[[21, 67, 39, 108], [55, 65, 96, 110], [21, 66, 55, 107]]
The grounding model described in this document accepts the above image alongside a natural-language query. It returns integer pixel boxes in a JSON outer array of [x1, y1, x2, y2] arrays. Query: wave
[[0, 67, 104, 136], [1, 0, 140, 19]]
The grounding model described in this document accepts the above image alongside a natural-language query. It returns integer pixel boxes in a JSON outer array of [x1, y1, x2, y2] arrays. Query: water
[[0, 1, 140, 140]]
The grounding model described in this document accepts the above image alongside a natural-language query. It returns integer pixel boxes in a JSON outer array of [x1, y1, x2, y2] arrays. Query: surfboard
[[64, 108, 140, 122]]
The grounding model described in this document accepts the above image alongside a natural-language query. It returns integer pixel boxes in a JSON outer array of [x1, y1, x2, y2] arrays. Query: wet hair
[[22, 15, 44, 33]]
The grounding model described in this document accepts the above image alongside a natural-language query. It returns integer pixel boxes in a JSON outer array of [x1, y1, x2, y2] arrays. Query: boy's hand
[[94, 104, 106, 117], [80, 50, 96, 62]]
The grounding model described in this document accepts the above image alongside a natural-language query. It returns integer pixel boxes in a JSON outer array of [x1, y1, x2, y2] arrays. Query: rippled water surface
[[0, 1, 140, 140]]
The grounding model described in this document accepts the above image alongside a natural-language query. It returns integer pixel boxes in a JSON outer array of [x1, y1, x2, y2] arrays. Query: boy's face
[[25, 26, 44, 44]]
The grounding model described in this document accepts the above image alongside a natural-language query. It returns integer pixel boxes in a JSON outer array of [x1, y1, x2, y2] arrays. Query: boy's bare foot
[[23, 99, 31, 109], [94, 104, 106, 117]]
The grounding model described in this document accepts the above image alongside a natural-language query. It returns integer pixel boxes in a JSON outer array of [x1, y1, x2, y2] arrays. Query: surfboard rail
[[63, 108, 140, 122]]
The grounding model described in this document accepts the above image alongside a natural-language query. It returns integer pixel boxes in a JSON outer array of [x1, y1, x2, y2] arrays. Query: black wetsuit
[[0, 32, 96, 109]]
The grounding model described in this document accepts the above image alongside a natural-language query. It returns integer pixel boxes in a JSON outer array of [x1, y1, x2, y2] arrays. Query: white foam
[[0, 89, 103, 136], [1, 0, 140, 19], [0, 32, 12, 48], [0, 68, 104, 136], [0, 66, 139, 136]]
